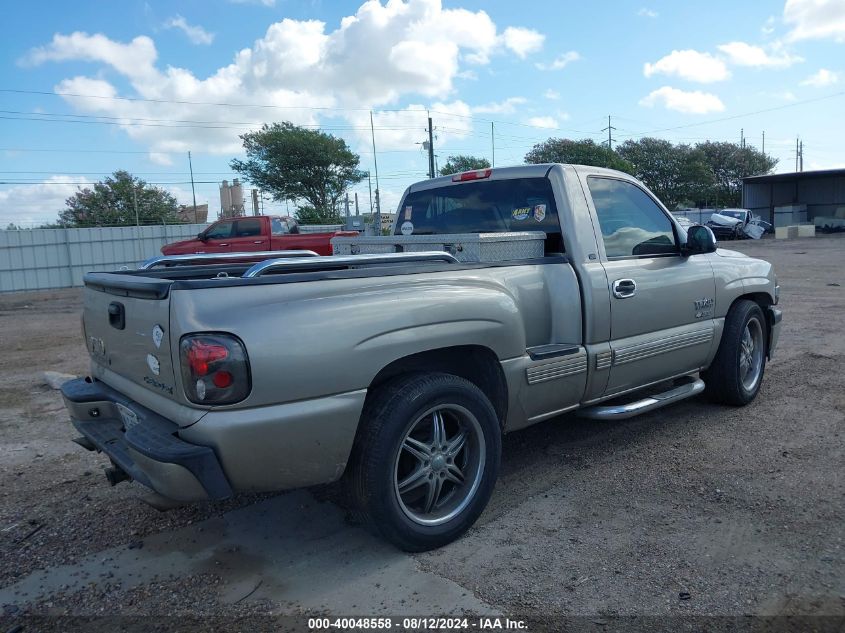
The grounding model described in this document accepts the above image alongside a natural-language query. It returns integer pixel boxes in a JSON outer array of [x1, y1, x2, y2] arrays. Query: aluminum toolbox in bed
[[330, 231, 546, 263]]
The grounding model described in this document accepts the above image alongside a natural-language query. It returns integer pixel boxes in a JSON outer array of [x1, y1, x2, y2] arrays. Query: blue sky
[[2, 0, 844, 226]]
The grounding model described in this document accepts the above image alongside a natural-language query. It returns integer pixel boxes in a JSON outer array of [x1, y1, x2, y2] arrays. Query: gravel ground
[[0, 235, 842, 629]]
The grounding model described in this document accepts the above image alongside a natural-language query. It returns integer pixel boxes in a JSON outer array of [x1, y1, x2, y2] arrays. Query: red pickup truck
[[161, 215, 356, 257]]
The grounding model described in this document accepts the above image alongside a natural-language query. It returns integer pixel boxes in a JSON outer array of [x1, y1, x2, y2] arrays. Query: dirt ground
[[0, 235, 843, 630]]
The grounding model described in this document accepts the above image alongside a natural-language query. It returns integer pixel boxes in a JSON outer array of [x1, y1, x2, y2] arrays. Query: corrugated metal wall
[[0, 224, 208, 293], [743, 174, 845, 222]]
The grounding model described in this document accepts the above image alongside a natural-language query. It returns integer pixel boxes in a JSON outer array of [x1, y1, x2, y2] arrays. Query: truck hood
[[709, 214, 742, 227], [715, 248, 748, 258], [161, 239, 198, 254]]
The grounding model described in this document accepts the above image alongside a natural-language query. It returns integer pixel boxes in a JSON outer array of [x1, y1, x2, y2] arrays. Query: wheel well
[[368, 346, 508, 428], [731, 292, 775, 356]]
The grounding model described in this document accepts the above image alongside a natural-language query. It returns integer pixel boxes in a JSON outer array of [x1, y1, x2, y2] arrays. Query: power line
[[616, 90, 845, 137]]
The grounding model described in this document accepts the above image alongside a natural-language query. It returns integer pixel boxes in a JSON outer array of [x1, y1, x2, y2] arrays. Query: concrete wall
[[0, 223, 209, 293]]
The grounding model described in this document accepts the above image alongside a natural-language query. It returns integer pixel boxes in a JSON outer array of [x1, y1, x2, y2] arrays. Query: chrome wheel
[[740, 316, 764, 392], [393, 404, 485, 526]]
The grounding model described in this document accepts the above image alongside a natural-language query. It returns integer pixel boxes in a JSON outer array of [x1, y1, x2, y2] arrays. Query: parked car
[[62, 164, 782, 551], [160, 215, 357, 257], [707, 208, 772, 240]]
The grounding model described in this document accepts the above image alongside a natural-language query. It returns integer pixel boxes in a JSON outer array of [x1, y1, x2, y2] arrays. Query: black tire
[[348, 372, 501, 552], [703, 299, 768, 405]]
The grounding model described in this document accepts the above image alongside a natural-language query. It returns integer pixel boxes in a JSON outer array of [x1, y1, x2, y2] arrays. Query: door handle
[[219, 243, 229, 247], [612, 278, 637, 298], [253, 240, 264, 244]]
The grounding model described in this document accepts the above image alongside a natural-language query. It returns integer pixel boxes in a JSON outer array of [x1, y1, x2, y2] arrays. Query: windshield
[[396, 177, 561, 241], [718, 209, 747, 220]]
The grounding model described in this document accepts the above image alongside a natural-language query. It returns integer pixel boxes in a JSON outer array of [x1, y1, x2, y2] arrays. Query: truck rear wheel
[[703, 299, 767, 405], [349, 372, 501, 552]]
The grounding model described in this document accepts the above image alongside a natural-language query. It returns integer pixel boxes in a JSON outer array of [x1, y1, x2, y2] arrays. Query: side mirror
[[198, 232, 208, 241], [683, 225, 717, 256]]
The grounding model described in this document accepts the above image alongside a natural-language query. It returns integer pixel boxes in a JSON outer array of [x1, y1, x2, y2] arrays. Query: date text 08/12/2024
[[307, 617, 528, 630]]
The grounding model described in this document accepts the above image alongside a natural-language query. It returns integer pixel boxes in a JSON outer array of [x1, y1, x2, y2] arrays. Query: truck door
[[582, 175, 716, 396], [200, 220, 235, 253], [228, 218, 268, 251]]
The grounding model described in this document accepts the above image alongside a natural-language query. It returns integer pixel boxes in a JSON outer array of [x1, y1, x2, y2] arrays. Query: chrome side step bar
[[577, 377, 705, 421]]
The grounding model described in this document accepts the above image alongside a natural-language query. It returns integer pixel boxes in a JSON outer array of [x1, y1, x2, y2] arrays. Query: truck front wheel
[[348, 372, 501, 552], [703, 299, 767, 405]]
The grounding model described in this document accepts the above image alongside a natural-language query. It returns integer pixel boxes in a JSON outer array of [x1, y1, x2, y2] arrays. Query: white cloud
[[0, 176, 93, 227], [800, 68, 840, 86], [638, 8, 658, 18], [21, 1, 540, 157], [535, 51, 580, 71], [717, 41, 802, 68], [761, 15, 777, 36], [544, 89, 560, 100], [644, 49, 730, 83], [163, 15, 215, 45], [639, 86, 725, 114], [525, 116, 559, 129], [473, 97, 527, 114], [784, 0, 845, 42], [501, 27, 545, 59]]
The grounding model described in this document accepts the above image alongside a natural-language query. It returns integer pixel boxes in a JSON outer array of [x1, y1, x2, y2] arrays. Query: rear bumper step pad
[[62, 378, 232, 500]]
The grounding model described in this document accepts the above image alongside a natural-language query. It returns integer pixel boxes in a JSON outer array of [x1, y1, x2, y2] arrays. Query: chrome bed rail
[[242, 252, 459, 278], [139, 250, 319, 269]]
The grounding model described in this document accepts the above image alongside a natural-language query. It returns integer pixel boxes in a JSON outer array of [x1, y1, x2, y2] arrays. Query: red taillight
[[180, 334, 250, 405], [187, 341, 229, 376], [452, 168, 492, 182], [212, 370, 233, 388]]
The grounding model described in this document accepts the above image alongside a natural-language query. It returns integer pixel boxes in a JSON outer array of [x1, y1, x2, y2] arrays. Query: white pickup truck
[[62, 164, 782, 551]]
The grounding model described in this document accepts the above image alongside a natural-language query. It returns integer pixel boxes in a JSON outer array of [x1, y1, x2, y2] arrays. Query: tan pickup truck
[[62, 164, 781, 551]]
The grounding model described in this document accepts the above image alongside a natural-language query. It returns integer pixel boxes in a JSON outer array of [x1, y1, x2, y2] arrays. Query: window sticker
[[404, 206, 413, 220], [512, 207, 530, 221], [400, 221, 414, 235], [534, 204, 547, 222]]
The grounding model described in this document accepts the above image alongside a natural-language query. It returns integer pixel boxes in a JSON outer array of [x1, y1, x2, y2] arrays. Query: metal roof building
[[742, 168, 845, 231]]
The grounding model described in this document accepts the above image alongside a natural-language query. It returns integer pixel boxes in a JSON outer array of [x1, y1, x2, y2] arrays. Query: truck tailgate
[[83, 274, 178, 400]]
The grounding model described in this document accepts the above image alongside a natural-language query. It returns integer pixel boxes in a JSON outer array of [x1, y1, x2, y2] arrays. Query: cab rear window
[[396, 178, 561, 249]]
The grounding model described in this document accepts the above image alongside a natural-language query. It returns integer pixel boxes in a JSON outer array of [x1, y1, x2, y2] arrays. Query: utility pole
[[427, 115, 435, 179], [762, 131, 765, 155], [799, 140, 804, 172], [740, 128, 745, 149], [345, 192, 350, 218], [370, 111, 381, 225], [132, 185, 140, 226], [491, 122, 495, 167], [251, 189, 259, 216], [795, 136, 800, 172], [188, 151, 197, 222], [367, 172, 373, 213], [354, 192, 359, 216], [601, 115, 616, 167]]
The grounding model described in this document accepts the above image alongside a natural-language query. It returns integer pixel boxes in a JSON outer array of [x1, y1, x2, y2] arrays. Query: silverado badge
[[694, 297, 714, 318]]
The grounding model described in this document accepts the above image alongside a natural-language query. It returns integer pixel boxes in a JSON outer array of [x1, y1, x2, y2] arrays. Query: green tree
[[59, 170, 178, 227], [524, 138, 633, 173], [616, 137, 714, 209], [695, 141, 777, 207], [439, 155, 491, 176], [294, 204, 343, 225], [230, 122, 365, 221]]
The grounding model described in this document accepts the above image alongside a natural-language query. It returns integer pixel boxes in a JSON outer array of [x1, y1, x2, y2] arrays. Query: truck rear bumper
[[62, 378, 232, 501]]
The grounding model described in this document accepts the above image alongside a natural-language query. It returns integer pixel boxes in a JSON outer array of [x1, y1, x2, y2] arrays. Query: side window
[[205, 221, 233, 240], [587, 177, 677, 258], [271, 218, 288, 235], [235, 219, 262, 237]]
